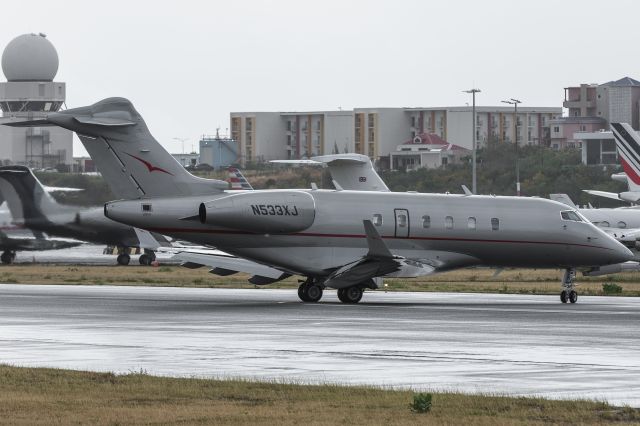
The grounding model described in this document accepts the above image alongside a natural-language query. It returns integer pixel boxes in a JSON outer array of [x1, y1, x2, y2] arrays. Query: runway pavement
[[0, 284, 639, 406]]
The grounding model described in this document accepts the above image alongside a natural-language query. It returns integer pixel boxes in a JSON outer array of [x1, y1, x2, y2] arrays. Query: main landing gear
[[1, 250, 16, 264], [337, 286, 364, 304], [139, 250, 156, 266], [297, 278, 367, 304], [560, 268, 578, 304], [298, 279, 324, 303], [116, 252, 130, 266]]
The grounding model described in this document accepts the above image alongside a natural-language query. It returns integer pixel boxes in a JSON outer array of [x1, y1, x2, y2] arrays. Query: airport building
[[0, 33, 73, 169], [229, 106, 560, 168], [549, 77, 640, 164]]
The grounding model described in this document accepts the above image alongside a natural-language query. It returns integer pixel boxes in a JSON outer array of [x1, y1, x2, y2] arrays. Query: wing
[[323, 220, 435, 289], [171, 249, 290, 285]]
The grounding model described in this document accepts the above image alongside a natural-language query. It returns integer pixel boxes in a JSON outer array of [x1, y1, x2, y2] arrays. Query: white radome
[[1, 33, 59, 82]]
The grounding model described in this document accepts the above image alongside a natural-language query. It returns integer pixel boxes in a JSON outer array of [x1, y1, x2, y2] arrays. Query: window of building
[[373, 214, 383, 226], [445, 216, 454, 229], [422, 215, 430, 228], [468, 217, 476, 230], [442, 157, 448, 165], [368, 114, 375, 128], [553, 126, 560, 132], [491, 218, 499, 231]]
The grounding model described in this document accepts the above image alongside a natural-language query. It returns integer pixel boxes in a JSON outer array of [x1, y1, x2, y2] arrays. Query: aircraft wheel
[[298, 283, 322, 303], [1, 251, 14, 264], [297, 284, 308, 302], [117, 253, 130, 266], [139, 254, 151, 265], [337, 286, 363, 304], [305, 284, 323, 303], [560, 291, 568, 303], [569, 290, 578, 304]]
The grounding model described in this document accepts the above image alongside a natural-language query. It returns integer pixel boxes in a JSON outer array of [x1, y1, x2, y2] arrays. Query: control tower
[[0, 33, 73, 169]]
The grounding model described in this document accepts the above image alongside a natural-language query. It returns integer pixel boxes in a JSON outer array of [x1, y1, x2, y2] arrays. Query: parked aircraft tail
[[611, 123, 640, 193], [3, 98, 229, 199], [0, 166, 71, 225], [271, 153, 389, 191], [227, 167, 254, 190]]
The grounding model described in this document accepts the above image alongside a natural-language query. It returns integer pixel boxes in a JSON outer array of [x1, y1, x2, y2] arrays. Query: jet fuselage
[[105, 189, 632, 277]]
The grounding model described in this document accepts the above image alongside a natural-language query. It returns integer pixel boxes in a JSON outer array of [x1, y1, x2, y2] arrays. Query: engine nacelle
[[199, 190, 315, 234]]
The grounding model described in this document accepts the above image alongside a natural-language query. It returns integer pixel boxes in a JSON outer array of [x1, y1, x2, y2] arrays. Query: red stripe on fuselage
[[145, 227, 612, 251]]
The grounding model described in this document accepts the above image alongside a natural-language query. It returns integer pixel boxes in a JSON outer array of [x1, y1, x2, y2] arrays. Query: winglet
[[363, 219, 393, 259], [461, 185, 473, 195]]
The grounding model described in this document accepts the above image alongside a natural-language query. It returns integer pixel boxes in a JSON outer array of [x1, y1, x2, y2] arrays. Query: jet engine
[[199, 190, 316, 234]]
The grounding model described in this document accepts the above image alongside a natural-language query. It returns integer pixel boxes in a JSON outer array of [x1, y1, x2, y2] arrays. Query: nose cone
[[602, 232, 635, 264]]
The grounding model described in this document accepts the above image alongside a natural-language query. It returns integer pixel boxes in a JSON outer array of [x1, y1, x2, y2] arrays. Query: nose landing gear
[[560, 268, 578, 304]]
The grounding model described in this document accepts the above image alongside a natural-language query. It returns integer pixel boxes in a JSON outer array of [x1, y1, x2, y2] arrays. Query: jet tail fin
[[227, 167, 254, 190], [549, 193, 577, 208], [271, 153, 389, 191], [0, 166, 67, 223], [2, 98, 228, 199], [611, 123, 640, 192]]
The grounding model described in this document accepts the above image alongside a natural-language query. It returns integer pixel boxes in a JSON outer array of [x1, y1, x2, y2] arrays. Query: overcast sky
[[2, 0, 639, 156]]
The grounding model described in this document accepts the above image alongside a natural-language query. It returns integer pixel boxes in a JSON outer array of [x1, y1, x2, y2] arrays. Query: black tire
[[337, 286, 363, 304], [569, 290, 578, 304], [117, 253, 130, 266], [305, 285, 323, 303], [139, 254, 150, 265], [560, 291, 568, 303], [297, 284, 308, 302], [1, 251, 13, 264]]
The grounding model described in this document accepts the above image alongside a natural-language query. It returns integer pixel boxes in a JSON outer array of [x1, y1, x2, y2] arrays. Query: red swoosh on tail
[[125, 153, 173, 176]]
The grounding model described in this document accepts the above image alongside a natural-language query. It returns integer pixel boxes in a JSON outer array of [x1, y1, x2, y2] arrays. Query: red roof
[[404, 133, 467, 150]]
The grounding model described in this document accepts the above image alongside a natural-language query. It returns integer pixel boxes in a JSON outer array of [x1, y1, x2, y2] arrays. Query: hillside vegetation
[[36, 145, 625, 208]]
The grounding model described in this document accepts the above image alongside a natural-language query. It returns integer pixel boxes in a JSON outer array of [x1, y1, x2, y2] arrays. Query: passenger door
[[394, 208, 409, 238]]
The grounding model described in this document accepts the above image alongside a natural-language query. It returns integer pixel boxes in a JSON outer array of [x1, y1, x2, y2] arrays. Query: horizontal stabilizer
[[2, 119, 54, 127], [582, 190, 622, 202], [73, 116, 136, 126]]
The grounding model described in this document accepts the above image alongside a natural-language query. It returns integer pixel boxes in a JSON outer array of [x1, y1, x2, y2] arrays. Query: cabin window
[[397, 214, 407, 227], [491, 217, 499, 231], [422, 215, 430, 228], [560, 210, 583, 222], [600, 221, 610, 228], [467, 217, 476, 230], [373, 214, 383, 227], [618, 221, 627, 229], [445, 216, 454, 229], [141, 203, 152, 212]]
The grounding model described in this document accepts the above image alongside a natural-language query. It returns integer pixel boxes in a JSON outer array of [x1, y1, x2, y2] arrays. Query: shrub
[[602, 283, 623, 295], [410, 392, 432, 413]]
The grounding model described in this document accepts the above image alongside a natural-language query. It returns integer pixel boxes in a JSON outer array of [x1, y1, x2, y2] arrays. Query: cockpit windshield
[[561, 210, 583, 222]]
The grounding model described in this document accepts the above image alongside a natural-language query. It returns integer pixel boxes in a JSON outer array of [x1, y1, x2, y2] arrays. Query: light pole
[[464, 88, 481, 194], [173, 137, 188, 166], [501, 98, 522, 195]]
